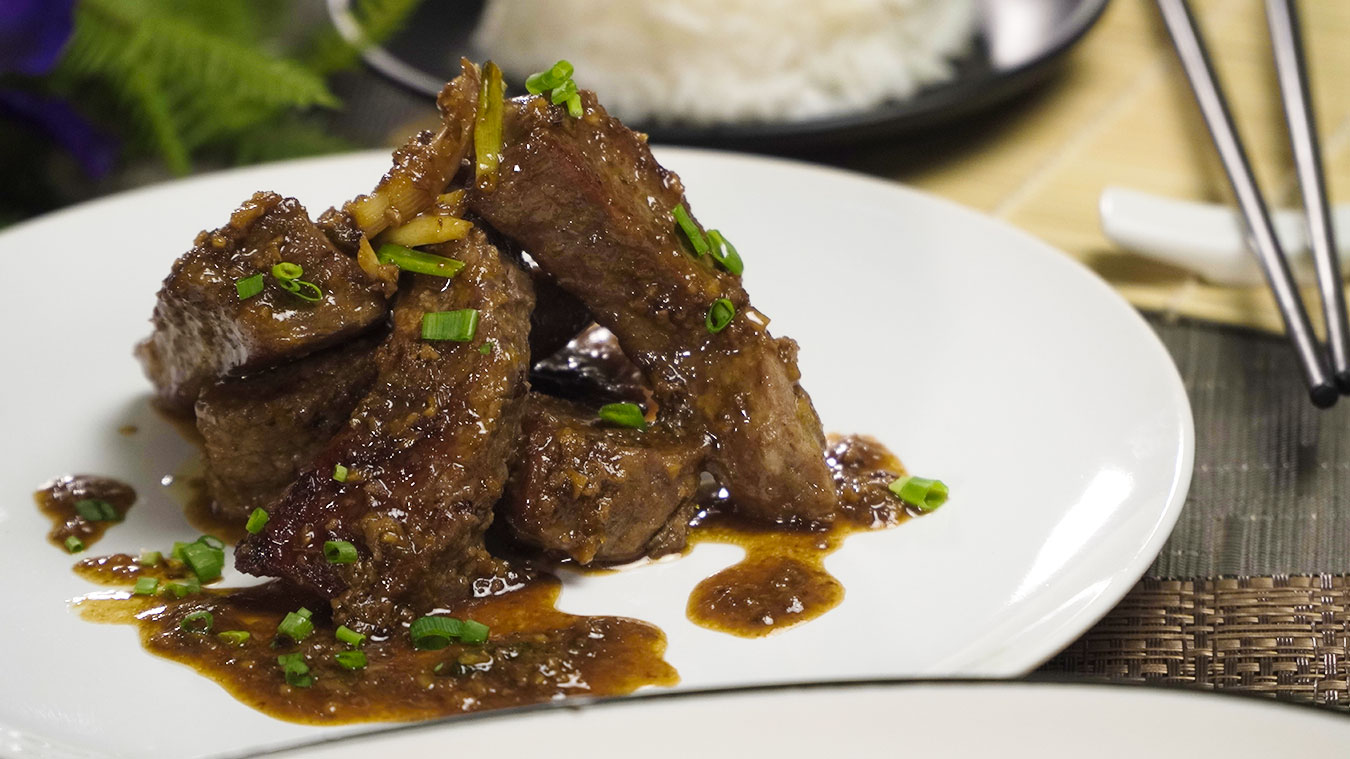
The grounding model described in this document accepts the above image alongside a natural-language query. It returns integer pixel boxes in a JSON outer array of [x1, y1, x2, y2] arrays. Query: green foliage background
[[1, 0, 423, 223]]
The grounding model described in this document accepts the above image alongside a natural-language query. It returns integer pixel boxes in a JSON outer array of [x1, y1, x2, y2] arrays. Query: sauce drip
[[74, 553, 195, 585], [76, 574, 676, 724], [685, 435, 914, 637], [35, 475, 136, 551]]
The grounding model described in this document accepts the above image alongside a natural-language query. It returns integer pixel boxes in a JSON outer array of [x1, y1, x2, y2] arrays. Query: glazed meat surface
[[501, 394, 708, 565], [234, 228, 534, 628], [471, 93, 838, 525], [137, 191, 388, 411], [195, 334, 381, 522], [530, 326, 648, 408]]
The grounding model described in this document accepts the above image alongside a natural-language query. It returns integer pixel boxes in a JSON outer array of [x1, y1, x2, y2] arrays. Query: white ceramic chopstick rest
[[1099, 185, 1350, 287]]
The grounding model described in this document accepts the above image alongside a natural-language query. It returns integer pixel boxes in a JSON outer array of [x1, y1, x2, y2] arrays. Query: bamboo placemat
[[847, 0, 1350, 335], [1038, 575, 1350, 707]]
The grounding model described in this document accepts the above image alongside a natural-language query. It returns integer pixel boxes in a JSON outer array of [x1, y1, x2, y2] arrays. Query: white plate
[[0, 148, 1193, 758], [255, 681, 1349, 759]]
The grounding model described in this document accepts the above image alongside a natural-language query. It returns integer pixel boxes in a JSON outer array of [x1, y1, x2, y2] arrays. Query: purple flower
[[0, 0, 116, 178], [0, 0, 77, 75]]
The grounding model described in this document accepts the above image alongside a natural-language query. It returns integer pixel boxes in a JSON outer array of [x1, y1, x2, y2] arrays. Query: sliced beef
[[234, 228, 534, 629], [195, 334, 381, 523], [470, 93, 838, 526], [500, 394, 708, 565], [137, 191, 388, 411]]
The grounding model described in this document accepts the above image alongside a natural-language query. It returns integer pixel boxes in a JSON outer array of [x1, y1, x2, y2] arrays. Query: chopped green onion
[[323, 540, 358, 564], [705, 298, 735, 334], [271, 262, 303, 281], [566, 93, 582, 118], [410, 616, 465, 650], [475, 60, 505, 192], [597, 402, 647, 430], [277, 277, 323, 302], [707, 230, 745, 276], [376, 243, 466, 278], [333, 464, 349, 483], [217, 630, 251, 646], [75, 498, 119, 522], [171, 541, 191, 562], [336, 625, 366, 648], [459, 619, 490, 645], [478, 341, 494, 355], [64, 535, 84, 553], [139, 549, 162, 567], [525, 59, 573, 94], [277, 653, 313, 688], [421, 309, 479, 341], [888, 475, 949, 512], [235, 274, 264, 300], [196, 534, 224, 550], [672, 205, 708, 256], [245, 508, 269, 534], [335, 650, 368, 670], [550, 77, 578, 105], [133, 576, 159, 596], [179, 610, 213, 634], [181, 541, 224, 583], [163, 576, 201, 598], [277, 608, 314, 641]]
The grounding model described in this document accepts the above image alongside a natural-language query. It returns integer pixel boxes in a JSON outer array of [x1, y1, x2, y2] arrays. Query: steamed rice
[[473, 0, 977, 125]]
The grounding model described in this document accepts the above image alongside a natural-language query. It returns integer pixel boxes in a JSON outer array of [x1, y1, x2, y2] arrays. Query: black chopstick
[[1156, 0, 1339, 409]]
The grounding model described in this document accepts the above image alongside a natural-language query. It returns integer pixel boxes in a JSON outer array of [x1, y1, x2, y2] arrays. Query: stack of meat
[[138, 61, 839, 632]]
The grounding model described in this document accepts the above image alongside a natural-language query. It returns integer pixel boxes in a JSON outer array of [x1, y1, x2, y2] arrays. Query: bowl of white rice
[[329, 0, 1111, 149]]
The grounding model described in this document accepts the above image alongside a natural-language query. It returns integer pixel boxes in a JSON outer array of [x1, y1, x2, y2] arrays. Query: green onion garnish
[[422, 309, 480, 341], [409, 616, 465, 650], [333, 464, 349, 483], [526, 59, 574, 94], [181, 541, 224, 583], [245, 508, 269, 534], [133, 576, 159, 596], [323, 540, 358, 564], [171, 541, 190, 562], [550, 77, 578, 105], [705, 298, 735, 334], [459, 619, 490, 645], [335, 650, 368, 670], [163, 576, 201, 598], [707, 230, 744, 276], [277, 277, 323, 302], [672, 205, 708, 256], [597, 402, 647, 430], [336, 625, 366, 648], [217, 630, 250, 646], [478, 341, 494, 355], [277, 608, 314, 642], [566, 93, 582, 118], [376, 243, 466, 278], [179, 610, 214, 634], [197, 534, 225, 550], [271, 262, 303, 281], [139, 549, 162, 567], [888, 475, 949, 512], [475, 60, 505, 192], [236, 274, 264, 300], [277, 653, 313, 688], [75, 498, 119, 522], [64, 535, 84, 553]]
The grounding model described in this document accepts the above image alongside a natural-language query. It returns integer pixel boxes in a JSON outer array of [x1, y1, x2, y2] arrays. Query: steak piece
[[471, 93, 838, 525], [501, 394, 708, 565], [195, 334, 381, 523], [235, 228, 534, 629], [137, 191, 388, 411]]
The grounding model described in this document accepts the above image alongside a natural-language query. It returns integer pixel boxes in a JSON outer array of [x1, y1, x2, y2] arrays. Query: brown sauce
[[685, 435, 916, 637], [74, 553, 196, 585], [35, 475, 137, 552], [76, 574, 676, 724]]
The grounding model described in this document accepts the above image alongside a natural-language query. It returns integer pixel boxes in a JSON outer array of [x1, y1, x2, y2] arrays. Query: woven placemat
[[1038, 575, 1350, 707]]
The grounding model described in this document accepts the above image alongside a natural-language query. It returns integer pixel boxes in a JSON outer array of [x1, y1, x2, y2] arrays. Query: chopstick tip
[[1310, 383, 1339, 409]]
